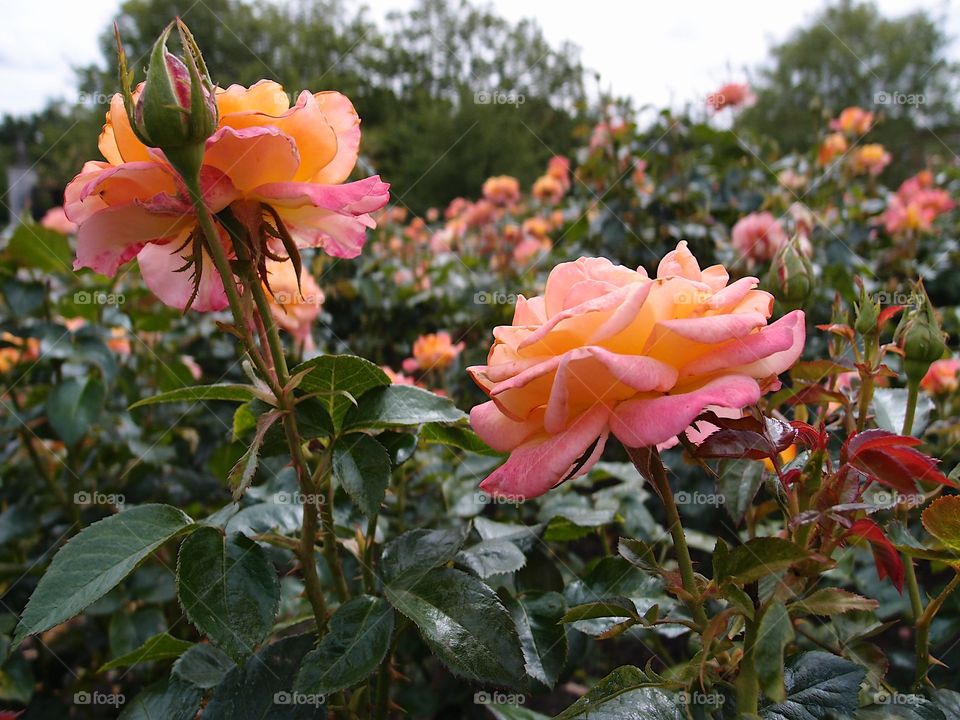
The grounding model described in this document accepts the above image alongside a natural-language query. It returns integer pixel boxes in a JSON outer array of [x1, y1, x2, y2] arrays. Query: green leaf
[[332, 434, 392, 516], [787, 589, 879, 617], [47, 377, 105, 445], [380, 526, 469, 587], [716, 538, 809, 585], [14, 504, 193, 646], [129, 384, 256, 409], [560, 598, 639, 623], [553, 665, 682, 719], [761, 651, 865, 720], [171, 644, 235, 689], [118, 678, 202, 720], [873, 387, 933, 438], [486, 704, 550, 720], [564, 558, 675, 638], [421, 422, 504, 456], [457, 539, 527, 578], [343, 384, 466, 431], [176, 528, 280, 663], [295, 595, 394, 696], [100, 633, 193, 671], [502, 591, 567, 689], [203, 634, 323, 719], [922, 496, 960, 552], [5, 223, 72, 272], [384, 567, 526, 687], [291, 354, 390, 429], [756, 601, 795, 702], [229, 409, 282, 500], [718, 459, 766, 525]]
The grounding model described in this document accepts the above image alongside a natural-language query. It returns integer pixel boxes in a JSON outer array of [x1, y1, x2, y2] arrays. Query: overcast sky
[[1, 0, 957, 116]]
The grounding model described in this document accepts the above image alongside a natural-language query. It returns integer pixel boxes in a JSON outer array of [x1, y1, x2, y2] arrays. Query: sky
[[1, 0, 957, 117]]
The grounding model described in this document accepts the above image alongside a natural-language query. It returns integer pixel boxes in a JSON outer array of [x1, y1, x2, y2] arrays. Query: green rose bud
[[767, 235, 814, 310], [116, 19, 217, 182], [895, 281, 947, 386], [853, 280, 880, 336]]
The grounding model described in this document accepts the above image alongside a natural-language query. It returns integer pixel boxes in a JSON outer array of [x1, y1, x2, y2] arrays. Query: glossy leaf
[[176, 528, 280, 663], [384, 567, 525, 687], [332, 433, 392, 516], [14, 504, 193, 646], [295, 595, 394, 696]]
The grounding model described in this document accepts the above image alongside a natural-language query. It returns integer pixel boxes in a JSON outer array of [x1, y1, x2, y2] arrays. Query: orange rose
[[469, 242, 805, 499], [66, 80, 388, 311]]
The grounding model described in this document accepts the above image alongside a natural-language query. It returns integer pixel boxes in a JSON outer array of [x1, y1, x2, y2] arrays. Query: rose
[[65, 79, 389, 311], [731, 211, 788, 263], [468, 241, 805, 500], [263, 258, 325, 350], [920, 358, 960, 395], [403, 331, 465, 373]]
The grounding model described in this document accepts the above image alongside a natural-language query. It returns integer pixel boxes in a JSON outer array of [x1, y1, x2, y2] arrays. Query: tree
[[10, 0, 588, 217], [736, 0, 960, 168]]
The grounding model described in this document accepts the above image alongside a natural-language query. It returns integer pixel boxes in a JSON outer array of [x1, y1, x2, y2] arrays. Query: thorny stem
[[914, 570, 960, 689], [316, 465, 350, 602], [185, 181, 277, 392], [625, 445, 708, 630], [186, 178, 338, 632]]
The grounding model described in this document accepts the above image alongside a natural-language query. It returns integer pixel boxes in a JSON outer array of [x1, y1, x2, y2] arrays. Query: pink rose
[[731, 212, 788, 263], [468, 242, 805, 500]]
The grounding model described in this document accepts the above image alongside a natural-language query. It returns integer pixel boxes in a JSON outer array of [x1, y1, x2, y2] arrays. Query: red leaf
[[845, 518, 905, 593], [842, 430, 955, 490], [878, 305, 904, 328], [791, 421, 829, 451], [693, 414, 797, 461]]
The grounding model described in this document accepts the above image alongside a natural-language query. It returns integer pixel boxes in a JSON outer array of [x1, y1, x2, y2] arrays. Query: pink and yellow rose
[[66, 80, 389, 311], [468, 242, 805, 499]]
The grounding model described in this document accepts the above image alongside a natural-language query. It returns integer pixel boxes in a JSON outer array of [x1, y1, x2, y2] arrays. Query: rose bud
[[767, 235, 814, 310], [854, 279, 880, 337], [117, 18, 218, 181], [895, 281, 947, 386]]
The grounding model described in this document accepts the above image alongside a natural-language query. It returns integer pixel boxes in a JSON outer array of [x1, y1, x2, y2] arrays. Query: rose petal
[[253, 176, 390, 258], [203, 125, 301, 191], [73, 201, 193, 276], [311, 91, 361, 184], [137, 240, 230, 312], [470, 401, 543, 452], [479, 405, 610, 500], [610, 375, 762, 448]]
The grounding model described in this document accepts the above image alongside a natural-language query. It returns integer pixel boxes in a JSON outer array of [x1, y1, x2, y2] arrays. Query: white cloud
[[1, 0, 955, 115]]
